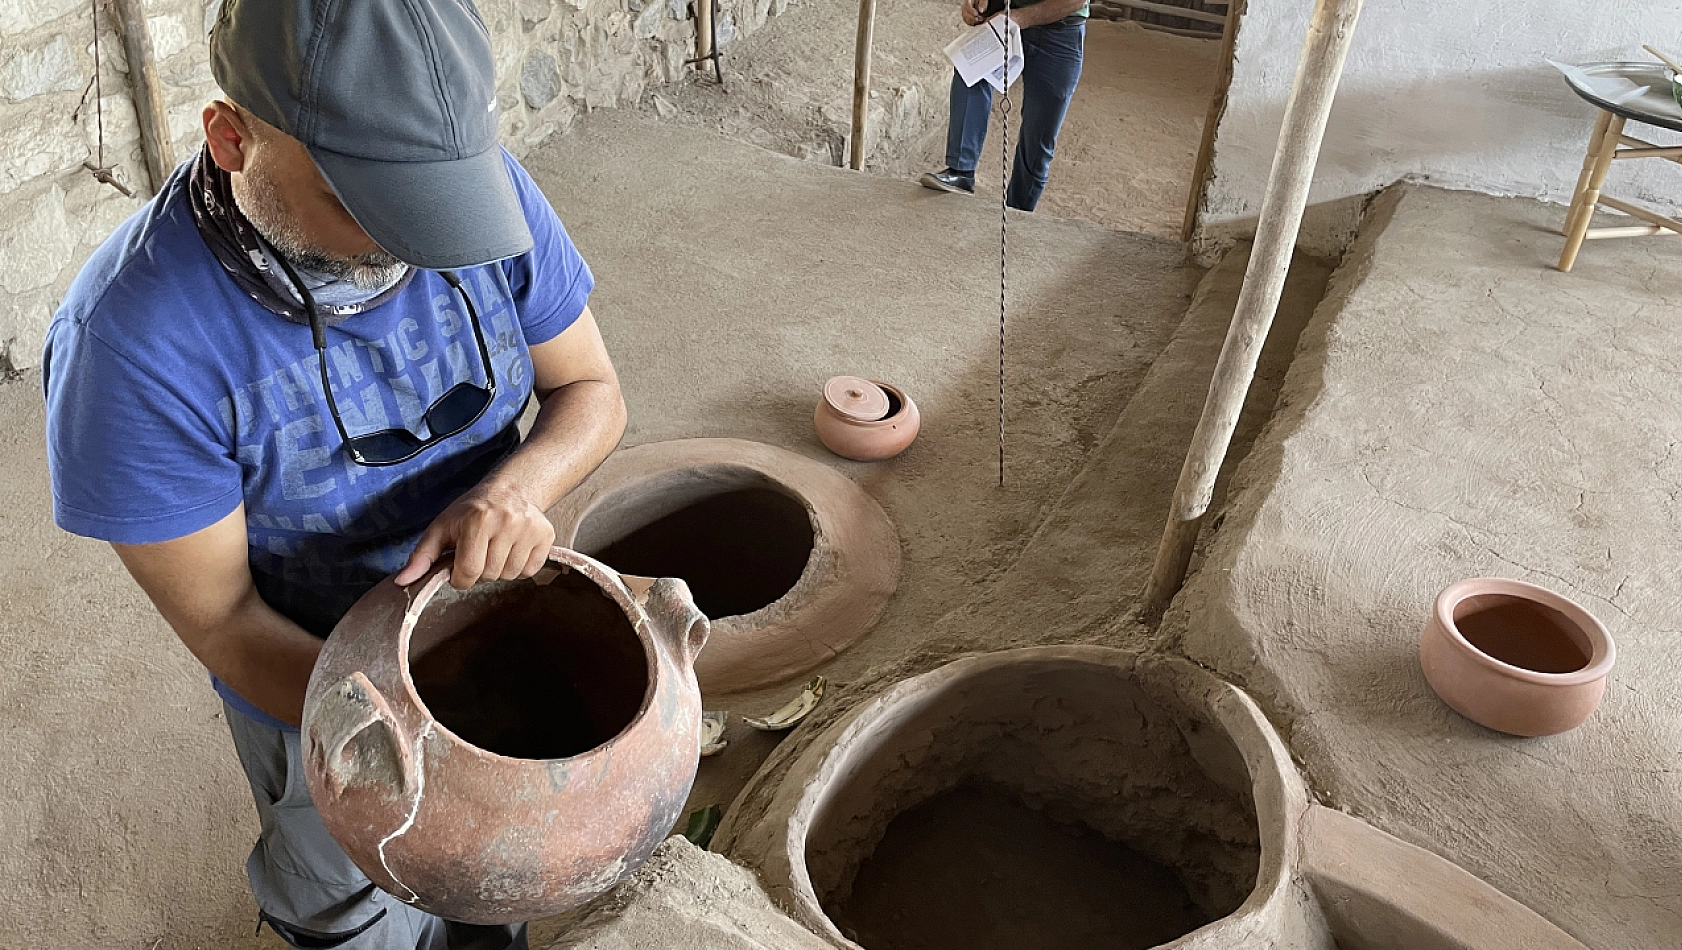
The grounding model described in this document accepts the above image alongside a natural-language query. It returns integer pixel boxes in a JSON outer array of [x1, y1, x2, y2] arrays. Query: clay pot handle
[[644, 577, 710, 669], [309, 672, 416, 799]]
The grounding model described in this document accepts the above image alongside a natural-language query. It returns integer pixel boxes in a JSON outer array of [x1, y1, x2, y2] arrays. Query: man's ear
[[202, 100, 252, 173]]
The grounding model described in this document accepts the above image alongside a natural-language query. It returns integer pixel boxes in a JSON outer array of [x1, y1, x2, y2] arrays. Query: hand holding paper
[[944, 16, 1024, 93]]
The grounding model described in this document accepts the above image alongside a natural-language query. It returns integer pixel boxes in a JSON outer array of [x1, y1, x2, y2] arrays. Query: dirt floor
[[613, 184, 1682, 950], [0, 105, 1211, 949], [825, 783, 1209, 950], [516, 111, 1330, 949], [1173, 186, 1682, 947], [648, 1, 1222, 239], [516, 112, 1219, 933], [919, 19, 1223, 237], [15, 7, 1671, 945]]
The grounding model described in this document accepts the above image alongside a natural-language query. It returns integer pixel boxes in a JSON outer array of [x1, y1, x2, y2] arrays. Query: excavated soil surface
[[827, 783, 1211, 950], [649, 6, 1222, 238], [1176, 186, 1682, 947]]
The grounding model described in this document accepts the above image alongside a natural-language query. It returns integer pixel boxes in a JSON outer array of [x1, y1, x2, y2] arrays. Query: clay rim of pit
[[547, 438, 902, 695], [1431, 577, 1616, 686], [715, 645, 1308, 948], [395, 547, 662, 766]]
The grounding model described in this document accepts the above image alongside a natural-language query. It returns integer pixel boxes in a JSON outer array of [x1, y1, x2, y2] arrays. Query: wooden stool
[[1557, 63, 1682, 272]]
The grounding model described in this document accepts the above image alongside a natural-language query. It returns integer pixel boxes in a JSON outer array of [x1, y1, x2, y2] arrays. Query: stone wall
[[0, 0, 791, 372], [0, 0, 216, 372]]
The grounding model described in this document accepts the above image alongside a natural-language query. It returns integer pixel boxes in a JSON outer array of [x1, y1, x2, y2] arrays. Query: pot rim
[[563, 460, 820, 630], [549, 438, 902, 694], [718, 645, 1306, 949], [398, 546, 662, 767], [821, 380, 917, 429], [1431, 577, 1616, 685]]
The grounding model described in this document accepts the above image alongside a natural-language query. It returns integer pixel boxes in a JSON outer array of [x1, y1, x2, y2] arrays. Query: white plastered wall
[[1199, 0, 1682, 254]]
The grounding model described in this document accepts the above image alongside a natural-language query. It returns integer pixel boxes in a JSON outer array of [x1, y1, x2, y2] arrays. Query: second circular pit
[[549, 438, 902, 694]]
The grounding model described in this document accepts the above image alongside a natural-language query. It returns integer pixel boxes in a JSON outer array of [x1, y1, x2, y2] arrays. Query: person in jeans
[[41, 0, 626, 947], [920, 0, 1088, 211]]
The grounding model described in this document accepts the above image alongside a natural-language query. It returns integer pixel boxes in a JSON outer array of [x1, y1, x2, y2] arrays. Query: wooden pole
[[1140, 0, 1364, 624], [1180, 0, 1245, 241], [849, 0, 877, 170], [1102, 0, 1226, 25], [695, 0, 714, 71], [110, 0, 175, 195]]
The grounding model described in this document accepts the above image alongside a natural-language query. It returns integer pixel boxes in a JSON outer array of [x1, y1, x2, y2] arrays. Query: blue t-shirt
[[43, 152, 594, 729]]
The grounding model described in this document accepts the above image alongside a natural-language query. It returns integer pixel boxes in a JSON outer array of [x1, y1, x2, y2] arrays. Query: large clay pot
[[301, 548, 709, 924], [1419, 577, 1615, 737]]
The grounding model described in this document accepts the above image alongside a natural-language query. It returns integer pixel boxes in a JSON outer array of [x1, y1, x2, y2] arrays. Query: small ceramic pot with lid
[[1419, 577, 1615, 737], [814, 376, 921, 461]]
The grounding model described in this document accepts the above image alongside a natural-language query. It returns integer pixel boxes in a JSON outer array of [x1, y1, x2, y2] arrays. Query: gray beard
[[232, 171, 409, 292]]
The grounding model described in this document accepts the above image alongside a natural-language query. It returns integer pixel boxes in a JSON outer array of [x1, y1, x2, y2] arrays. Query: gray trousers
[[225, 703, 529, 950]]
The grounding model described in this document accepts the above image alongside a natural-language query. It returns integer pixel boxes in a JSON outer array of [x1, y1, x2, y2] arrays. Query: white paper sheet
[[1549, 59, 1648, 106], [945, 17, 1023, 93]]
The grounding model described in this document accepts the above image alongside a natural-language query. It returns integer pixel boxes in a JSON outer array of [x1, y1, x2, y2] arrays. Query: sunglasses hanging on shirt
[[272, 253, 498, 467]]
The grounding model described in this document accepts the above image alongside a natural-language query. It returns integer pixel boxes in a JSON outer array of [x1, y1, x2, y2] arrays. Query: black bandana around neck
[[188, 146, 414, 327]]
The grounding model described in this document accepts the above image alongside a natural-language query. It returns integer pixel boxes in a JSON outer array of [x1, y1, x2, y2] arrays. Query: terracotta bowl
[[814, 377, 920, 462], [1419, 578, 1615, 737]]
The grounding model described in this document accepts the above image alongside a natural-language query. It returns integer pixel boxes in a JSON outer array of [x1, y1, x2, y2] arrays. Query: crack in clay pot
[[376, 721, 433, 904]]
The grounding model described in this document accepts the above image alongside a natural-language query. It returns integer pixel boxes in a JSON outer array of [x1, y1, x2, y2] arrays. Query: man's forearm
[[195, 593, 323, 727], [114, 514, 324, 728], [482, 378, 627, 512], [1009, 0, 1083, 28]]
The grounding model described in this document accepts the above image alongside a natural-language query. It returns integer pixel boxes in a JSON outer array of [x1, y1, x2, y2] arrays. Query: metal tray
[[1561, 61, 1682, 134]]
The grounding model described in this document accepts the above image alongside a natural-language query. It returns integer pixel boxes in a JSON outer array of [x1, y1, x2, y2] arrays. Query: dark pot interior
[[1452, 593, 1591, 674], [574, 468, 816, 620], [805, 660, 1262, 950], [407, 569, 651, 760]]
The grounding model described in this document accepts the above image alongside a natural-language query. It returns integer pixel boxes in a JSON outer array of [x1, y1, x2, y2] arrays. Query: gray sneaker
[[919, 167, 975, 195]]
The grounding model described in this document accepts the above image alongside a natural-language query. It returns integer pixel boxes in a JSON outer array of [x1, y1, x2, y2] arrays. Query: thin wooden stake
[[695, 0, 714, 71], [1141, 0, 1364, 623], [850, 0, 878, 170], [110, 0, 174, 195]]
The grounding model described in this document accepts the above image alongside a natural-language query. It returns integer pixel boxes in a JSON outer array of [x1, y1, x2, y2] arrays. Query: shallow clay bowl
[[1420, 577, 1615, 737]]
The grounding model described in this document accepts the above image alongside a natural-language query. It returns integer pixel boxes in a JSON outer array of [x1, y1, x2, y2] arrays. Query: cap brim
[[308, 144, 534, 270]]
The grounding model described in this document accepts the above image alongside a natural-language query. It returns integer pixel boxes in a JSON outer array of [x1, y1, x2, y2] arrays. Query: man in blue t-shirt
[[41, 2, 623, 948]]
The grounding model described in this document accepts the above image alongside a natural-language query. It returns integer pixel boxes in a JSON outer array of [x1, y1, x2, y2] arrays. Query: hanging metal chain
[[83, 0, 133, 197], [997, 0, 1013, 487]]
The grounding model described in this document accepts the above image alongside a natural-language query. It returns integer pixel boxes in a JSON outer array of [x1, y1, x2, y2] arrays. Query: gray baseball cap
[[209, 0, 533, 269]]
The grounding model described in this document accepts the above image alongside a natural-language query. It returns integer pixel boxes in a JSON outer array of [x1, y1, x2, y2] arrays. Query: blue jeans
[[945, 16, 1086, 212]]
